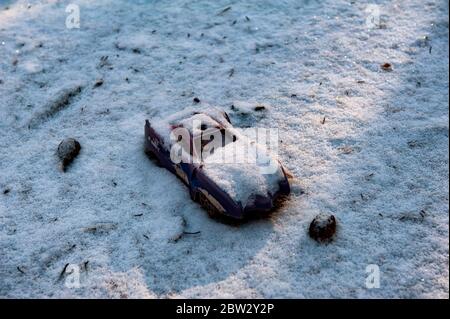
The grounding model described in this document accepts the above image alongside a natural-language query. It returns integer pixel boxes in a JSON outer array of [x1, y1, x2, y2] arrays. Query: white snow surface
[[0, 0, 448, 298]]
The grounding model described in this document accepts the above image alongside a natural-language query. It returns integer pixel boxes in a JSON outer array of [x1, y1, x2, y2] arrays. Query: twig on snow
[[217, 6, 231, 16]]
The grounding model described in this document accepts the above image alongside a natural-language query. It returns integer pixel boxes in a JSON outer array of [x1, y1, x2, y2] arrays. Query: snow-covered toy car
[[144, 107, 290, 219]]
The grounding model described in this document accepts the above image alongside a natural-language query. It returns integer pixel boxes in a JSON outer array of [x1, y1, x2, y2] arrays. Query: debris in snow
[[229, 101, 269, 126], [93, 78, 104, 88], [169, 218, 201, 242], [98, 56, 112, 69], [217, 6, 231, 16], [309, 213, 337, 242], [183, 231, 201, 235], [193, 97, 201, 104], [58, 263, 70, 281], [17, 266, 25, 274], [381, 63, 393, 72], [3, 188, 10, 195], [231, 101, 259, 114], [83, 222, 118, 234], [57, 138, 81, 172]]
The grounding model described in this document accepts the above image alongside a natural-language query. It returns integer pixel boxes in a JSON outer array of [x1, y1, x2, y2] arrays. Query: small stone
[[3, 189, 10, 195], [381, 63, 393, 72], [93, 79, 104, 88], [309, 213, 337, 242], [57, 138, 81, 172], [254, 105, 266, 111], [193, 97, 201, 104]]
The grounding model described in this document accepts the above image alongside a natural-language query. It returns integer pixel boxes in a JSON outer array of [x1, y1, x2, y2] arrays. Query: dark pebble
[[57, 138, 81, 172], [94, 79, 104, 87], [381, 63, 393, 71], [309, 213, 337, 242]]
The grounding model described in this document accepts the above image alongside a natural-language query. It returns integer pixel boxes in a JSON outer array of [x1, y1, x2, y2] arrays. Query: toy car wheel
[[197, 191, 221, 218]]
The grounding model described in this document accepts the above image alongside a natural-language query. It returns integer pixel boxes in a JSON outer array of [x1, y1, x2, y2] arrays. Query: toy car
[[144, 107, 290, 219]]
